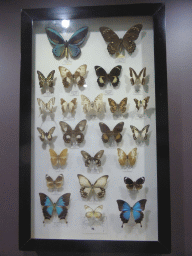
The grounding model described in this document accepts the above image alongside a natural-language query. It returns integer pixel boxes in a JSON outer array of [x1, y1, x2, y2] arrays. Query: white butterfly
[[134, 97, 150, 111], [81, 93, 104, 114], [37, 97, 55, 114], [58, 64, 87, 88], [77, 174, 108, 198], [60, 98, 77, 114], [130, 125, 150, 140], [84, 205, 103, 218], [129, 67, 146, 85]]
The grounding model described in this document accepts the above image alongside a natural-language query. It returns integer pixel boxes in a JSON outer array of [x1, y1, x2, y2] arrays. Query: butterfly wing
[[74, 119, 87, 143], [77, 174, 92, 198], [58, 66, 73, 88], [39, 193, 54, 220], [99, 122, 111, 143], [134, 98, 140, 110], [37, 71, 46, 88], [46, 97, 55, 112], [46, 126, 56, 141], [60, 98, 68, 113], [138, 67, 146, 85], [68, 27, 88, 58], [108, 98, 117, 113], [84, 205, 94, 218], [113, 122, 124, 143], [93, 175, 109, 198], [130, 125, 140, 140], [94, 93, 103, 113], [68, 98, 77, 113], [140, 125, 150, 140], [117, 148, 127, 166], [132, 199, 147, 226], [58, 149, 68, 166], [142, 96, 150, 110], [46, 70, 55, 87], [81, 150, 92, 167], [122, 24, 143, 54], [118, 97, 127, 113], [59, 121, 73, 143], [99, 27, 121, 55], [93, 205, 103, 218], [135, 177, 145, 190], [49, 149, 59, 166], [93, 150, 104, 167], [124, 177, 134, 190], [116, 200, 131, 226], [45, 175, 55, 189], [37, 127, 46, 141], [127, 148, 137, 166], [45, 28, 66, 57], [55, 193, 71, 220], [109, 65, 122, 87], [94, 66, 108, 87], [73, 64, 87, 87], [37, 98, 46, 113], [81, 95, 91, 113]]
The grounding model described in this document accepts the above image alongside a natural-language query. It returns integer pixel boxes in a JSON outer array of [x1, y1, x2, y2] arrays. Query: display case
[[19, 3, 170, 253]]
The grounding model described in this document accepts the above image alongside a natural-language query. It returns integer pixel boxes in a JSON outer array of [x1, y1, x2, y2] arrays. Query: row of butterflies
[[39, 175, 146, 227], [37, 65, 146, 90], [37, 95, 150, 116], [37, 120, 150, 145], [45, 24, 143, 59]]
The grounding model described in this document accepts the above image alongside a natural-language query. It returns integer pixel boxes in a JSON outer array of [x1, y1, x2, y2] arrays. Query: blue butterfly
[[39, 193, 71, 221], [45, 27, 88, 58], [116, 199, 147, 227]]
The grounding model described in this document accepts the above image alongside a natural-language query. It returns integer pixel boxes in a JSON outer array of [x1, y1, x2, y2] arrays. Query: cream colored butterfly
[[60, 98, 77, 114], [37, 97, 55, 114], [129, 67, 146, 85], [117, 148, 137, 166], [130, 125, 150, 140], [84, 205, 103, 219], [81, 93, 104, 114], [49, 148, 68, 166], [134, 96, 150, 111], [58, 64, 87, 88]]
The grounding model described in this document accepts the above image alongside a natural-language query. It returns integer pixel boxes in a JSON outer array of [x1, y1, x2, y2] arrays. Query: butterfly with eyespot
[[124, 177, 145, 190], [37, 70, 55, 88], [81, 94, 104, 114], [59, 120, 87, 144], [130, 125, 150, 141], [94, 66, 122, 87], [45, 174, 64, 189], [117, 199, 147, 227], [77, 174, 109, 198], [39, 193, 71, 221], [60, 98, 77, 114], [129, 67, 146, 85], [134, 97, 150, 111], [37, 127, 56, 142], [58, 64, 87, 88], [81, 150, 104, 167], [108, 97, 127, 114], [45, 27, 88, 58], [37, 97, 55, 114], [49, 148, 68, 166], [84, 205, 103, 219], [99, 122, 124, 143], [117, 148, 137, 166], [99, 24, 142, 55]]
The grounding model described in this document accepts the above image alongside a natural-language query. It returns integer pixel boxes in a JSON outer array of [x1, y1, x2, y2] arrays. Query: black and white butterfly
[[81, 150, 104, 167], [129, 67, 146, 86], [130, 125, 150, 141], [94, 66, 122, 87]]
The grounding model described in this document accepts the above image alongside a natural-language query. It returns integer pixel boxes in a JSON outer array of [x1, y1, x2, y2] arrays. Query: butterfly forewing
[[93, 175, 109, 198]]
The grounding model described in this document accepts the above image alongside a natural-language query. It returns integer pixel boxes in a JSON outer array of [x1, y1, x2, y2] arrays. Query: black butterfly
[[94, 66, 122, 87], [124, 177, 145, 190]]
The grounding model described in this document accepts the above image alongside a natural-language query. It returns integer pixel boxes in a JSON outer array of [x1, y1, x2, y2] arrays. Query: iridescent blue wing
[[68, 27, 88, 58], [55, 193, 71, 220], [132, 199, 147, 226], [117, 199, 131, 227], [45, 27, 66, 57], [39, 193, 54, 220]]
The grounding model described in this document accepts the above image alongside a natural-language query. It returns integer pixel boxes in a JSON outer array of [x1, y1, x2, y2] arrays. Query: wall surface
[[0, 0, 191, 255]]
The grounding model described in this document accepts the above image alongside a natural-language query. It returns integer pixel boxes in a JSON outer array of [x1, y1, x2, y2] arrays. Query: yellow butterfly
[[49, 149, 68, 166], [117, 148, 137, 166]]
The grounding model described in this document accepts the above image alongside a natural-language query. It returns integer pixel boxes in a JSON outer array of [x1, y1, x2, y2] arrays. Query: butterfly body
[[99, 122, 124, 143], [129, 67, 146, 86], [124, 177, 145, 190], [37, 97, 55, 114], [117, 199, 147, 227], [37, 127, 55, 141], [117, 148, 137, 166], [95, 66, 122, 87], [39, 193, 70, 221], [46, 174, 64, 189], [49, 148, 68, 166], [108, 97, 127, 114], [84, 205, 103, 219], [99, 24, 142, 55], [81, 94, 104, 114], [134, 96, 150, 111], [77, 174, 108, 198], [59, 120, 87, 144], [45, 27, 88, 58], [60, 98, 77, 114], [130, 125, 150, 141], [37, 70, 55, 88], [81, 150, 104, 167]]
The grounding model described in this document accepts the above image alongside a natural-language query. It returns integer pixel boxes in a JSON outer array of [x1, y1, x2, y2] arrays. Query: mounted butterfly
[[37, 127, 56, 142], [108, 97, 127, 115], [45, 27, 88, 59], [99, 122, 124, 143], [39, 193, 71, 222], [45, 174, 64, 190], [37, 70, 55, 92], [117, 148, 137, 167], [60, 98, 77, 115], [49, 148, 68, 167], [116, 199, 147, 227], [81, 94, 104, 115], [94, 66, 122, 87], [99, 24, 142, 56], [84, 205, 103, 219], [124, 177, 145, 190], [81, 150, 104, 168], [129, 67, 147, 91], [37, 97, 55, 115], [130, 125, 150, 141], [58, 64, 87, 88]]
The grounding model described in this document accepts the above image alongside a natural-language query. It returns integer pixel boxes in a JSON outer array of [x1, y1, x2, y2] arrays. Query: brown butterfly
[[58, 64, 87, 88], [99, 122, 124, 143], [117, 148, 137, 166], [45, 174, 64, 189], [37, 127, 56, 142], [94, 66, 122, 87], [124, 177, 145, 190], [81, 150, 104, 167], [108, 97, 127, 114], [129, 67, 146, 85], [134, 97, 150, 111], [59, 120, 87, 144], [99, 24, 143, 55], [60, 98, 77, 114], [130, 125, 150, 140], [37, 70, 55, 88], [49, 148, 68, 166]]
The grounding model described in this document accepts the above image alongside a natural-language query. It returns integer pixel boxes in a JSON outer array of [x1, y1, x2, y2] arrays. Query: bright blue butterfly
[[45, 27, 88, 58], [39, 193, 71, 222], [117, 199, 147, 227]]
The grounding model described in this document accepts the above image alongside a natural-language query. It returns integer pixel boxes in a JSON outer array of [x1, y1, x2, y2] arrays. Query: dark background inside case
[[0, 0, 191, 255]]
